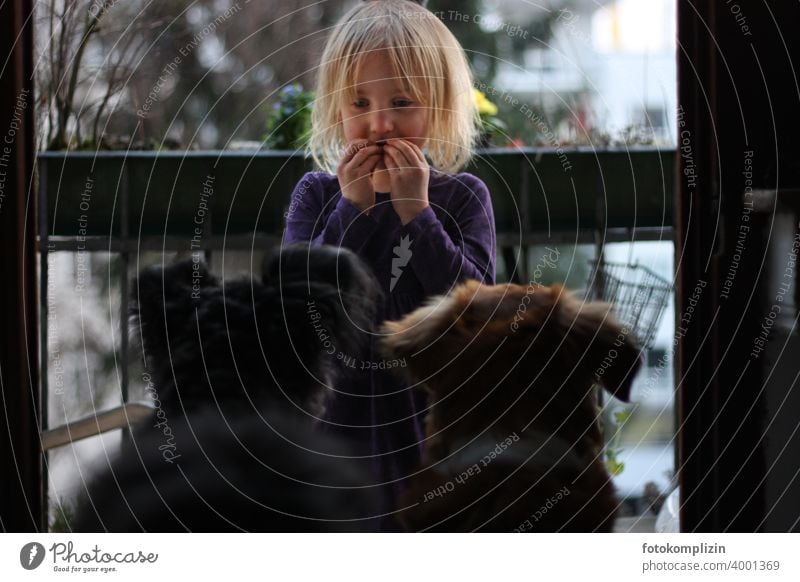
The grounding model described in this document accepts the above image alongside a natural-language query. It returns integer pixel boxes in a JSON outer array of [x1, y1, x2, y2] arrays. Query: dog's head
[[132, 244, 380, 416], [380, 280, 642, 456]]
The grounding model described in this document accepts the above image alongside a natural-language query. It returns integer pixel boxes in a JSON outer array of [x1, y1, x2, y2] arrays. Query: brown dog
[[380, 280, 642, 532]]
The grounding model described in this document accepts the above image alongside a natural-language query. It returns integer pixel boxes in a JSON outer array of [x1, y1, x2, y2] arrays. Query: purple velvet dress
[[282, 169, 496, 530]]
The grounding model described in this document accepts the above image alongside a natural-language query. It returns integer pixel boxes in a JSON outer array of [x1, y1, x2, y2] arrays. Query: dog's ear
[[262, 243, 380, 319], [380, 294, 454, 359], [264, 244, 379, 300], [380, 280, 485, 384], [131, 259, 218, 358], [554, 287, 643, 402], [261, 244, 381, 358]]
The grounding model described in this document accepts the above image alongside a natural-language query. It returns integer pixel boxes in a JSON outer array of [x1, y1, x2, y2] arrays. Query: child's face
[[339, 51, 428, 150]]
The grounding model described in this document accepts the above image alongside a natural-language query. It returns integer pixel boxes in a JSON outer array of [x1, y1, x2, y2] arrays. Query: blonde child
[[282, 0, 496, 530]]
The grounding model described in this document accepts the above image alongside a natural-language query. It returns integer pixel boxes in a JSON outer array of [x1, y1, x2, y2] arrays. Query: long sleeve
[[401, 174, 496, 296], [282, 172, 380, 252]]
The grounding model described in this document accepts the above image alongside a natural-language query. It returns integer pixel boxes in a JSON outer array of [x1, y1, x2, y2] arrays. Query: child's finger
[[390, 138, 426, 166], [341, 139, 371, 163], [346, 145, 383, 171], [387, 139, 425, 167], [383, 150, 396, 170], [355, 150, 384, 171], [359, 152, 384, 173], [383, 143, 411, 168], [409, 142, 427, 165]]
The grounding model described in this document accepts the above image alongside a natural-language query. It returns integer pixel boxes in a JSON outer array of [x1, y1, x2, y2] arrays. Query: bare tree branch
[[54, 1, 113, 148], [91, 27, 150, 145]]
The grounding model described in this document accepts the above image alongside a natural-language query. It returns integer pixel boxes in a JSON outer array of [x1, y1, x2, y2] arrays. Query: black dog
[[74, 244, 383, 532], [131, 243, 380, 417]]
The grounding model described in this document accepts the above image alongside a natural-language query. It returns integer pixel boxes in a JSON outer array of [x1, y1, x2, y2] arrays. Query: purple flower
[[282, 84, 301, 97]]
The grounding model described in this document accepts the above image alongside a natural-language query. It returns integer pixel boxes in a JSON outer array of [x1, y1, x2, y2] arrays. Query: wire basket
[[587, 261, 673, 349]]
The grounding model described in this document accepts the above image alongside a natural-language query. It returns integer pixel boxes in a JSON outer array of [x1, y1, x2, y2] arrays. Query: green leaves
[[474, 88, 508, 147], [614, 409, 632, 424], [605, 406, 634, 476], [605, 449, 626, 476], [263, 84, 314, 150]]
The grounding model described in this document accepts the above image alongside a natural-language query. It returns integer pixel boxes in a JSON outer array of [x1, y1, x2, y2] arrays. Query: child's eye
[[353, 99, 368, 108], [394, 99, 412, 108]]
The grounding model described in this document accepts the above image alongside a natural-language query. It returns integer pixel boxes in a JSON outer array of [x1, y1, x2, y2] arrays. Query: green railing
[[39, 147, 675, 251]]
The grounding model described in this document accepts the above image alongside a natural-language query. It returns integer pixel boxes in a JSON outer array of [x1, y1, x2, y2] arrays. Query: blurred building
[[490, 0, 677, 144]]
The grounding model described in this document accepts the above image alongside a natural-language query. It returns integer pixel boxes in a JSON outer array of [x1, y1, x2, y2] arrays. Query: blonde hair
[[309, 0, 481, 175]]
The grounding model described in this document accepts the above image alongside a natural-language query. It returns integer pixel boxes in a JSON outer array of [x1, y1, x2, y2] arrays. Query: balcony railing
[[39, 147, 674, 246]]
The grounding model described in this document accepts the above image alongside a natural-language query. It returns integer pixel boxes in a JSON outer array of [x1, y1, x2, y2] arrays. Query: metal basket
[[587, 261, 673, 349]]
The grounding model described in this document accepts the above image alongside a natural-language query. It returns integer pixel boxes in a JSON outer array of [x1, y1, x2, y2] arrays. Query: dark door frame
[[0, 0, 43, 532], [677, 1, 800, 531]]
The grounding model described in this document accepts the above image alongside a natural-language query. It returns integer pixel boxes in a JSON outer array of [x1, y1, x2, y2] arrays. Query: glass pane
[[44, 251, 124, 530], [602, 241, 675, 516]]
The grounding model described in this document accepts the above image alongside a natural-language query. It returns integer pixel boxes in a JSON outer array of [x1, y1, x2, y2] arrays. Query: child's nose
[[369, 109, 394, 135]]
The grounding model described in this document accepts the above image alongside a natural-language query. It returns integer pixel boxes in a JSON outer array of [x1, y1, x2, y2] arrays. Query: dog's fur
[[130, 244, 381, 417], [74, 244, 383, 532], [72, 406, 382, 532], [380, 280, 642, 532]]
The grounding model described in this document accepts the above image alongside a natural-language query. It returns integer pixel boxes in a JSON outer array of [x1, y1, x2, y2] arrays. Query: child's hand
[[382, 139, 430, 225], [337, 139, 384, 213]]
